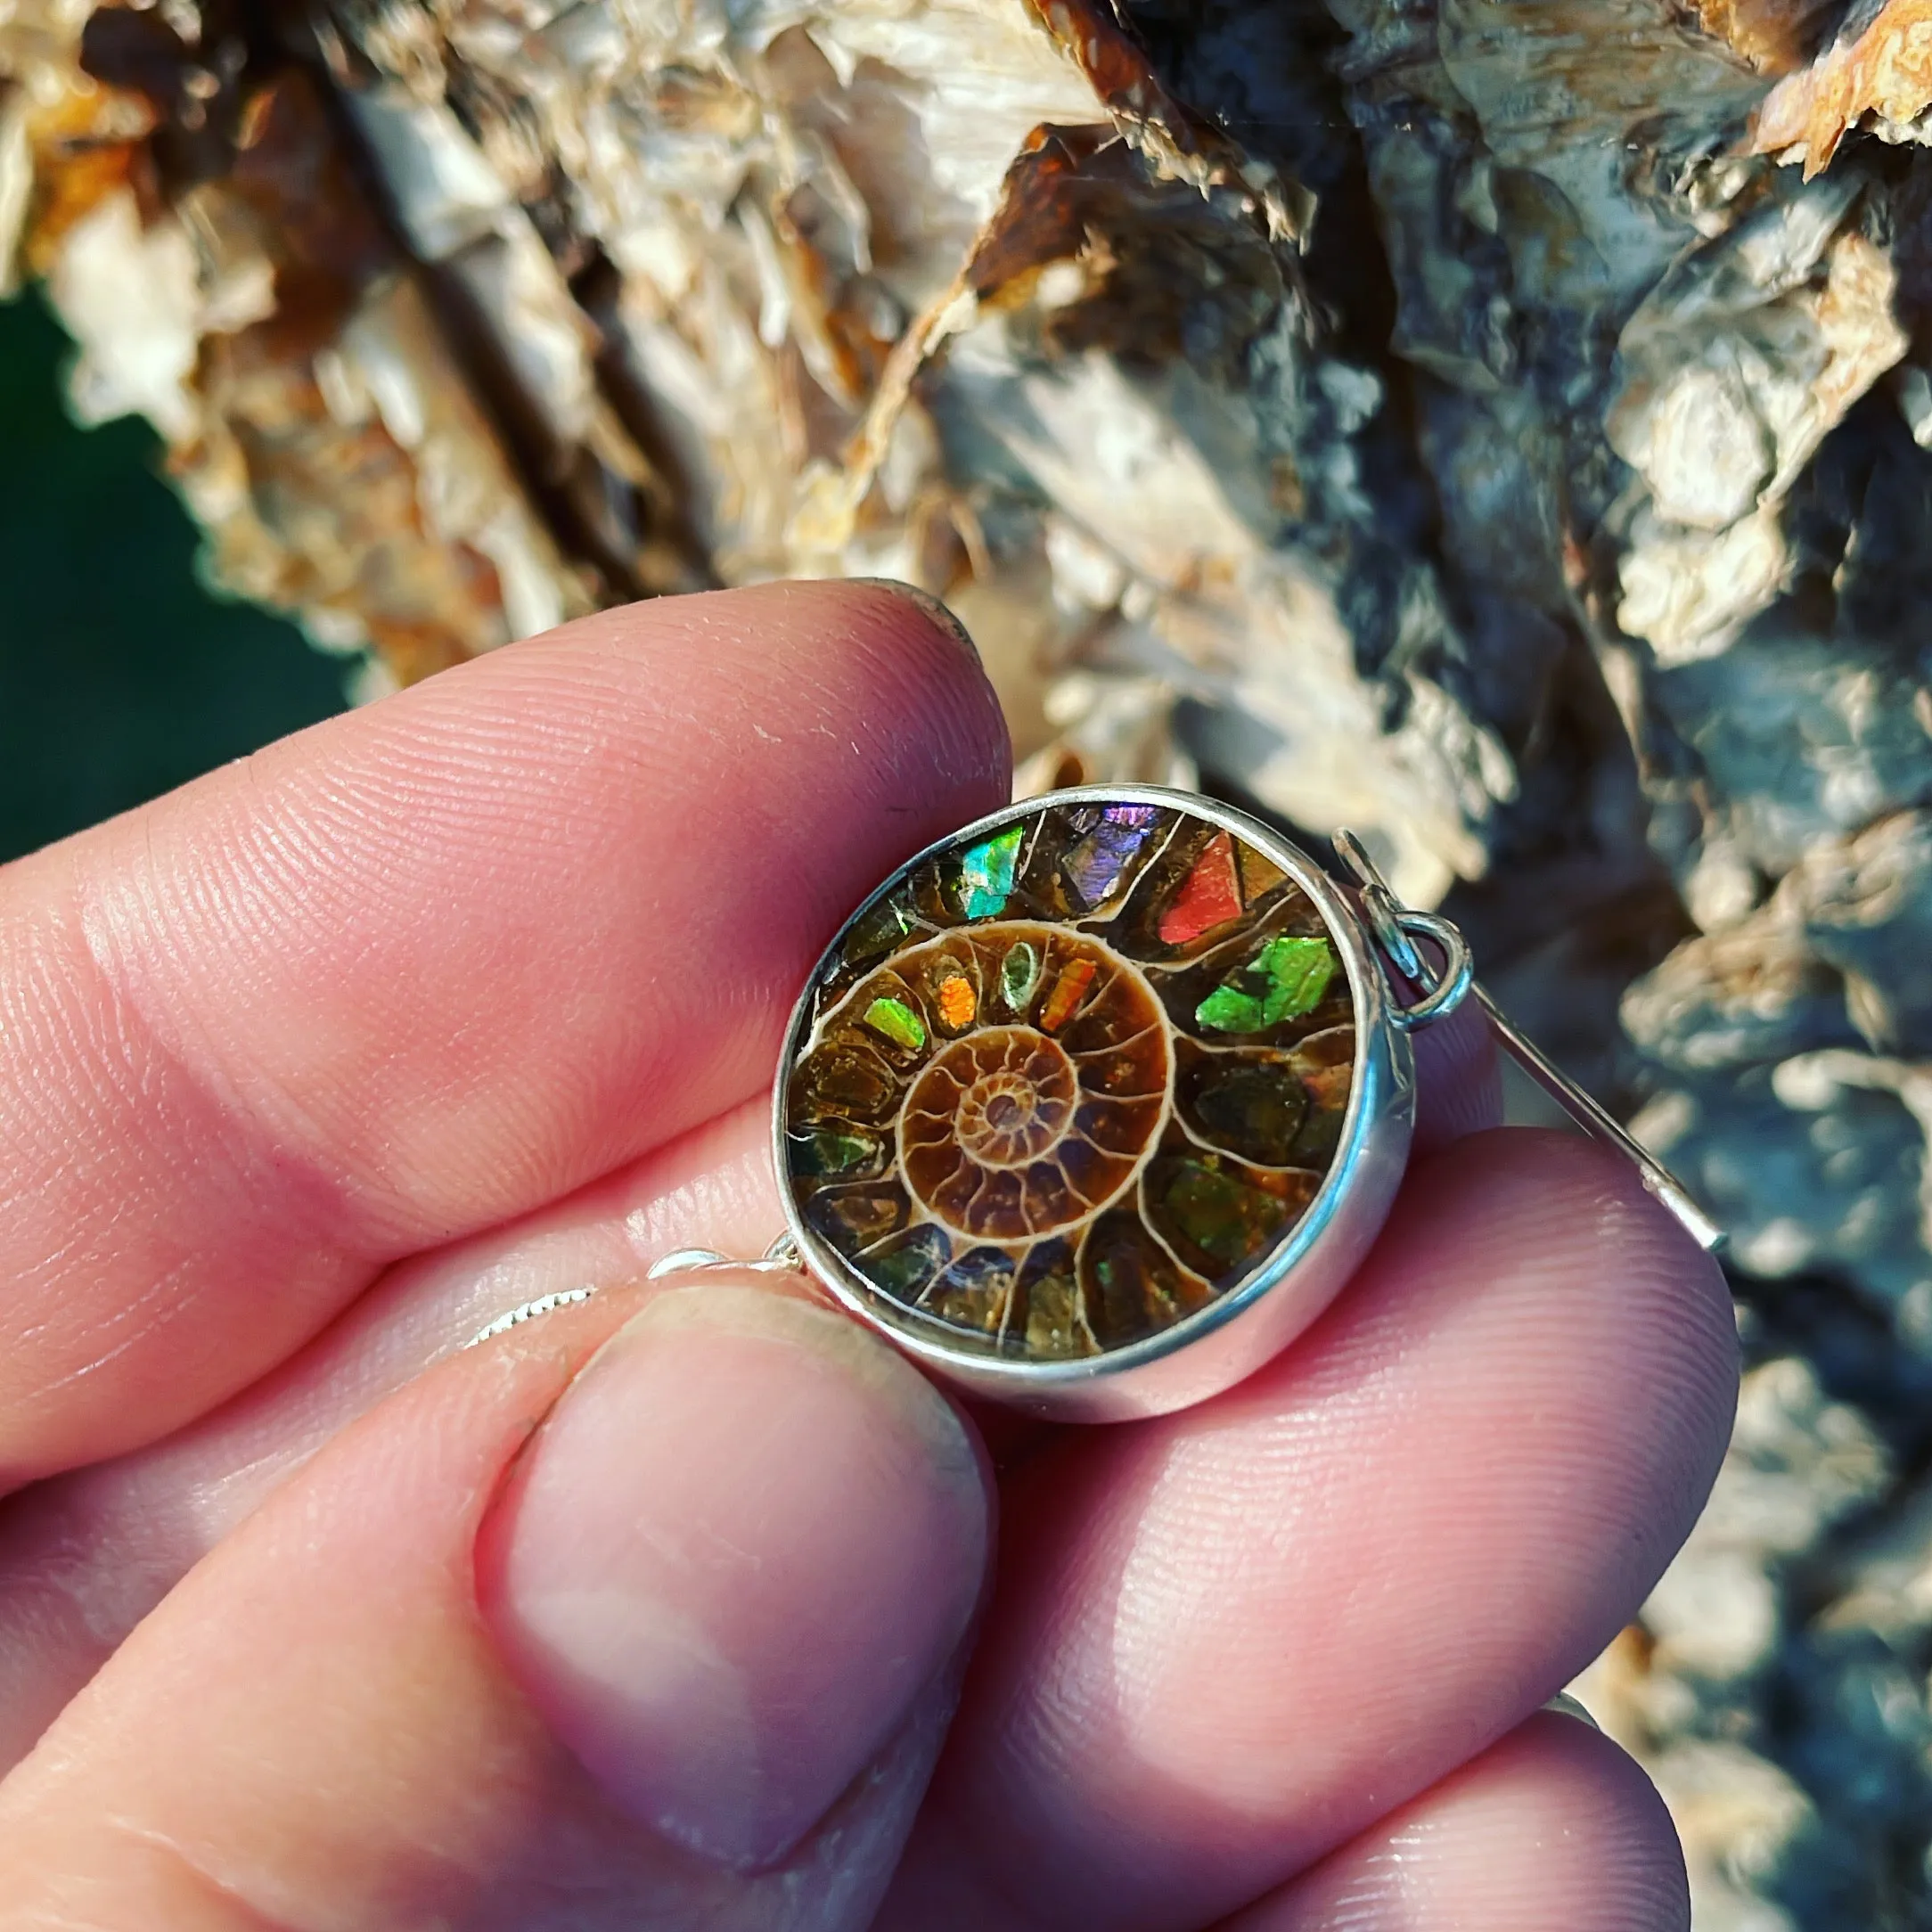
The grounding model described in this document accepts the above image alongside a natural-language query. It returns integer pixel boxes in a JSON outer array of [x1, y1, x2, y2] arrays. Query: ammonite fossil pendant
[[663, 787, 1722, 1421]]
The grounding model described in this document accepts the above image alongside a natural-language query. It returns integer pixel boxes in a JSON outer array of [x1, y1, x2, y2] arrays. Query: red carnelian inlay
[[1158, 832, 1243, 945]]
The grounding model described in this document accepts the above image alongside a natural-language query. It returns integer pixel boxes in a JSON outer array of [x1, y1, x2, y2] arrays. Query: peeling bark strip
[[1693, 0, 1848, 73], [10, 2, 1932, 1924], [2, 11, 594, 681], [1754, 0, 1932, 176], [0, 0, 1519, 897]]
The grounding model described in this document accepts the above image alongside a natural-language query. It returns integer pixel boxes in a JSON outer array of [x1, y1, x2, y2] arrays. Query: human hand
[[0, 581, 1736, 1929]]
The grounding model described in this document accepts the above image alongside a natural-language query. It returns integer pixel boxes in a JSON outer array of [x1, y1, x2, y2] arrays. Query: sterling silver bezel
[[772, 785, 1416, 1420]]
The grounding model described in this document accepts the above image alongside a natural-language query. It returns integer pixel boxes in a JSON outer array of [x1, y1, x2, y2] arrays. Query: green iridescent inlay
[[1196, 936, 1337, 1033], [960, 825, 1023, 918], [1000, 940, 1042, 1011], [868, 1225, 947, 1298], [791, 1127, 880, 1177], [1161, 1159, 1285, 1266], [864, 996, 927, 1052]]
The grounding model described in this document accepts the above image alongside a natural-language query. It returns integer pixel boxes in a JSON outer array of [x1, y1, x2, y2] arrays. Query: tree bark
[[7, 1, 1932, 1922]]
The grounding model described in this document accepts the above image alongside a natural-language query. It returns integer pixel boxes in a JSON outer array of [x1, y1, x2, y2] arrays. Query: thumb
[[0, 1280, 991, 1930]]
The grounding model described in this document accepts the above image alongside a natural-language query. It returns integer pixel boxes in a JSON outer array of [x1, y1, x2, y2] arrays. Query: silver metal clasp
[[645, 1232, 805, 1280], [1333, 831, 1724, 1255], [1334, 831, 1474, 1035], [464, 1235, 806, 1348]]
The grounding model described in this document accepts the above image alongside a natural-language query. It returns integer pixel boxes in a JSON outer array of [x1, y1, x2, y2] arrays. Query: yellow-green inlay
[[864, 995, 928, 1052]]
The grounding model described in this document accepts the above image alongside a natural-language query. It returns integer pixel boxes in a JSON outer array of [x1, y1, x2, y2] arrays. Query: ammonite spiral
[[780, 798, 1358, 1360]]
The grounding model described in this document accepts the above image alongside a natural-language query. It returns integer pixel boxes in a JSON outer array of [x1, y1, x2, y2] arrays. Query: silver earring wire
[[1332, 830, 1723, 1254], [464, 1284, 602, 1347]]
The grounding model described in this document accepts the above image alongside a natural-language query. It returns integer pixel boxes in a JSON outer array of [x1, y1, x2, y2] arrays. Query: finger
[[1409, 993, 1501, 1151], [0, 1280, 991, 1930], [0, 1007, 1502, 1769], [880, 1129, 1738, 1931], [1225, 1711, 1688, 1931], [0, 580, 1007, 1481], [0, 1095, 778, 1769]]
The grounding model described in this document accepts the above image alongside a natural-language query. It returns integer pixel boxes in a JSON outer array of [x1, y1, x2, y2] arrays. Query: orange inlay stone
[[1158, 832, 1243, 945], [1039, 957, 1098, 1033], [936, 972, 977, 1031]]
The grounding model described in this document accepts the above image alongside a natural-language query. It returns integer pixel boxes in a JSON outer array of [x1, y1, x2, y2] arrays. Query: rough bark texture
[[6, 1, 1932, 1923]]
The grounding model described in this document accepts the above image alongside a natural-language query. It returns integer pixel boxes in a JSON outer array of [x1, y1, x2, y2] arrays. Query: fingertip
[[1390, 1126, 1740, 1571], [1236, 1709, 1690, 1931], [817, 577, 1013, 825], [0, 579, 1013, 1479], [1404, 1128, 1738, 1381], [452, 578, 1015, 971], [559, 577, 1011, 813], [0, 1277, 984, 1928], [478, 1282, 994, 1871], [1401, 1124, 1731, 1307], [839, 578, 987, 678]]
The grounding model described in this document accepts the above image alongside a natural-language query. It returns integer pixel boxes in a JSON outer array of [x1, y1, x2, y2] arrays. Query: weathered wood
[[8, 3, 1932, 1921]]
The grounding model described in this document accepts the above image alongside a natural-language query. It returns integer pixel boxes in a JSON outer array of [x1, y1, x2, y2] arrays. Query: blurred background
[[0, 290, 342, 867], [12, 0, 1932, 1920]]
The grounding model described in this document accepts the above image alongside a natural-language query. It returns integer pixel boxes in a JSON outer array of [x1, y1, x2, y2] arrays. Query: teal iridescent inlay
[[960, 825, 1023, 918], [793, 1126, 880, 1176]]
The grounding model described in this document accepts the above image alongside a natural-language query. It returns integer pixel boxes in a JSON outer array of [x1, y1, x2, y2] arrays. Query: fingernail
[[478, 1283, 990, 1871], [850, 577, 982, 668], [1542, 1690, 1602, 1732]]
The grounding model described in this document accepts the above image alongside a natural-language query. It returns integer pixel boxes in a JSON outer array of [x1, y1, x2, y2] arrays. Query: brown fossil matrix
[[782, 798, 1353, 1359], [12, 0, 1932, 1926]]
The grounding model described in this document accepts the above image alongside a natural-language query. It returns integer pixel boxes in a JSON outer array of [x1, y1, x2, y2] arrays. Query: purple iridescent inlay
[[1061, 804, 1162, 911]]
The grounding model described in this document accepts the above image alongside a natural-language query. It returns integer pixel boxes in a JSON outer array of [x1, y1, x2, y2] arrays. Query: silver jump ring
[[646, 1232, 802, 1281], [1386, 910, 1473, 1034]]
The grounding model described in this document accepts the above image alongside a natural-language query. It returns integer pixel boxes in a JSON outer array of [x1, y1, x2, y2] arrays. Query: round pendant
[[772, 786, 1427, 1420]]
